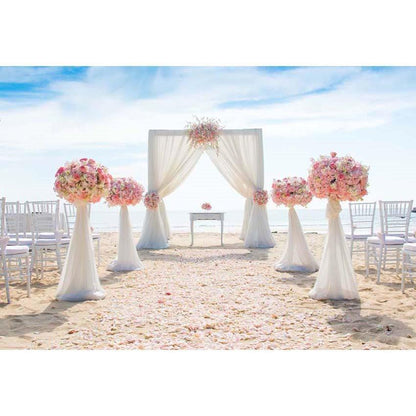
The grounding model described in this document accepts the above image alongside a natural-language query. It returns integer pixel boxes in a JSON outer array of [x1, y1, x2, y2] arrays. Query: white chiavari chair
[[5, 201, 34, 247], [1, 197, 31, 303], [365, 200, 413, 283], [402, 243, 416, 293], [28, 200, 70, 279], [346, 202, 376, 258], [64, 202, 101, 266]]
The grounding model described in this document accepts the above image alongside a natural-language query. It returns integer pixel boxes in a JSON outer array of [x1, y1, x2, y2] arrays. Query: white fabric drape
[[275, 207, 319, 273], [107, 205, 143, 272], [137, 131, 203, 249], [206, 129, 275, 248], [56, 202, 105, 301], [309, 199, 359, 300]]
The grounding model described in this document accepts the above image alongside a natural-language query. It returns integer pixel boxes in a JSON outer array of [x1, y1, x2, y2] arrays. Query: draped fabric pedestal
[[56, 202, 105, 302], [107, 205, 143, 272], [275, 206, 319, 273], [137, 129, 275, 250], [309, 199, 359, 300]]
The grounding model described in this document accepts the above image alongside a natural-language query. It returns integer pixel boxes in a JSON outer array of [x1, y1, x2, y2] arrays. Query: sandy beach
[[0, 232, 415, 350]]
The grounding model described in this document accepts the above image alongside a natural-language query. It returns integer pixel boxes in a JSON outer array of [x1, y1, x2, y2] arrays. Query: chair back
[[4, 201, 22, 242], [0, 197, 5, 237], [379, 200, 413, 240], [64, 203, 77, 237], [64, 203, 92, 237], [28, 200, 60, 237], [349, 202, 376, 236]]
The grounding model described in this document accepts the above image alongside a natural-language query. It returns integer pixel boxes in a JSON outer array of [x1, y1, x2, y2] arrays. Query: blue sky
[[1, 66, 415, 211]]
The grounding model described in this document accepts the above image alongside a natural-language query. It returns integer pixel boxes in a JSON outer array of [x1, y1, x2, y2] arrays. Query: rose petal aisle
[[308, 152, 369, 300], [106, 177, 144, 272], [54, 158, 112, 301], [271, 177, 319, 273]]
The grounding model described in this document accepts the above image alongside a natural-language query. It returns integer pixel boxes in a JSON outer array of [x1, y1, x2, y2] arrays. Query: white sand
[[1, 232, 416, 349]]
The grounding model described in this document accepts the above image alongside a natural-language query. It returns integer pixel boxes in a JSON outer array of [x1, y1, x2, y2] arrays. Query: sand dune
[[1, 232, 415, 349]]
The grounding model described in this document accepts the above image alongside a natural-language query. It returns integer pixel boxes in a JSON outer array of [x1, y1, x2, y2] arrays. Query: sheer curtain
[[137, 131, 203, 249], [309, 199, 359, 300], [206, 129, 275, 248], [56, 202, 105, 301], [275, 207, 319, 272], [107, 205, 143, 271]]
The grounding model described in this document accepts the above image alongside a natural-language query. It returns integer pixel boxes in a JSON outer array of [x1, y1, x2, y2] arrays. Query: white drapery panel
[[137, 129, 274, 249], [275, 207, 319, 272], [56, 202, 105, 301], [309, 199, 359, 300], [107, 205, 144, 271], [206, 129, 275, 248], [137, 131, 203, 249]]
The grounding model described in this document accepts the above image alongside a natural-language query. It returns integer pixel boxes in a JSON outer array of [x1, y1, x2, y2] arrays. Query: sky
[[1, 66, 415, 211]]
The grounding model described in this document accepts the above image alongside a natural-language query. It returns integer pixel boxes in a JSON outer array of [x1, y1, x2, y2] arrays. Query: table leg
[[221, 219, 224, 246], [190, 219, 194, 246]]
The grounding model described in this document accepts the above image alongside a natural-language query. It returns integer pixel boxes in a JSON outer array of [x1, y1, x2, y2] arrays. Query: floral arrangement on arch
[[253, 190, 269, 206], [144, 191, 160, 210], [185, 116, 223, 153], [201, 202, 212, 211], [106, 177, 145, 207], [308, 152, 369, 201], [271, 177, 313, 207], [54, 158, 112, 203]]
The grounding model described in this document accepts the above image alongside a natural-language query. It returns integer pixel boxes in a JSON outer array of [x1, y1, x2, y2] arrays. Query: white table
[[189, 212, 225, 246]]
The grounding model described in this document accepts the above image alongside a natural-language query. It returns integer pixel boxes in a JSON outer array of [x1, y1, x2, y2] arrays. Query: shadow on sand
[[138, 244, 272, 263], [274, 270, 416, 347]]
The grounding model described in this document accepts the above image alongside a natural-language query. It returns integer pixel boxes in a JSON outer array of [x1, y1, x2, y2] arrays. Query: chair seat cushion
[[38, 232, 70, 239], [35, 238, 71, 246], [407, 236, 416, 243], [345, 234, 371, 240], [7, 238, 33, 246], [6, 245, 29, 255], [368, 236, 405, 245], [404, 243, 416, 252]]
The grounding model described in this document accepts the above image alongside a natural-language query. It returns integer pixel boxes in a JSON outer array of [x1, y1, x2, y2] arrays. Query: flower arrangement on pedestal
[[308, 152, 369, 201], [201, 202, 212, 211], [271, 176, 318, 273], [308, 152, 369, 300], [54, 158, 112, 302], [106, 177, 145, 272], [271, 177, 313, 207], [106, 177, 145, 207], [54, 158, 112, 203], [144, 191, 160, 210], [253, 189, 269, 206], [185, 116, 223, 153]]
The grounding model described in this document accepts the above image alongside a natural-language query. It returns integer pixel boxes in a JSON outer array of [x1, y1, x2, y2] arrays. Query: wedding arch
[[137, 129, 276, 250]]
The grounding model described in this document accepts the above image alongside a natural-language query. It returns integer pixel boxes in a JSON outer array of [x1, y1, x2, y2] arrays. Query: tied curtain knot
[[326, 198, 342, 219]]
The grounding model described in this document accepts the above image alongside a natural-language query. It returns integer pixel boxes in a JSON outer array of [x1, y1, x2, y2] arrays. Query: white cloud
[[1, 66, 416, 209]]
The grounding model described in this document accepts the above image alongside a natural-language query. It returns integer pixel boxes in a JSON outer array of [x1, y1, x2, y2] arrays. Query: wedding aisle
[[1, 232, 416, 350]]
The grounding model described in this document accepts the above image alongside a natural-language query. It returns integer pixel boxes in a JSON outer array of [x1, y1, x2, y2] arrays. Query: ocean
[[89, 206, 416, 234]]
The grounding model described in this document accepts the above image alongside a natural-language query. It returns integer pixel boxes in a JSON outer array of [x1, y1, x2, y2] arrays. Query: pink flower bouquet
[[106, 177, 145, 207], [271, 177, 313, 207], [185, 116, 223, 152], [201, 202, 212, 211], [144, 191, 160, 210], [54, 158, 112, 203], [308, 152, 369, 201], [253, 190, 269, 206]]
